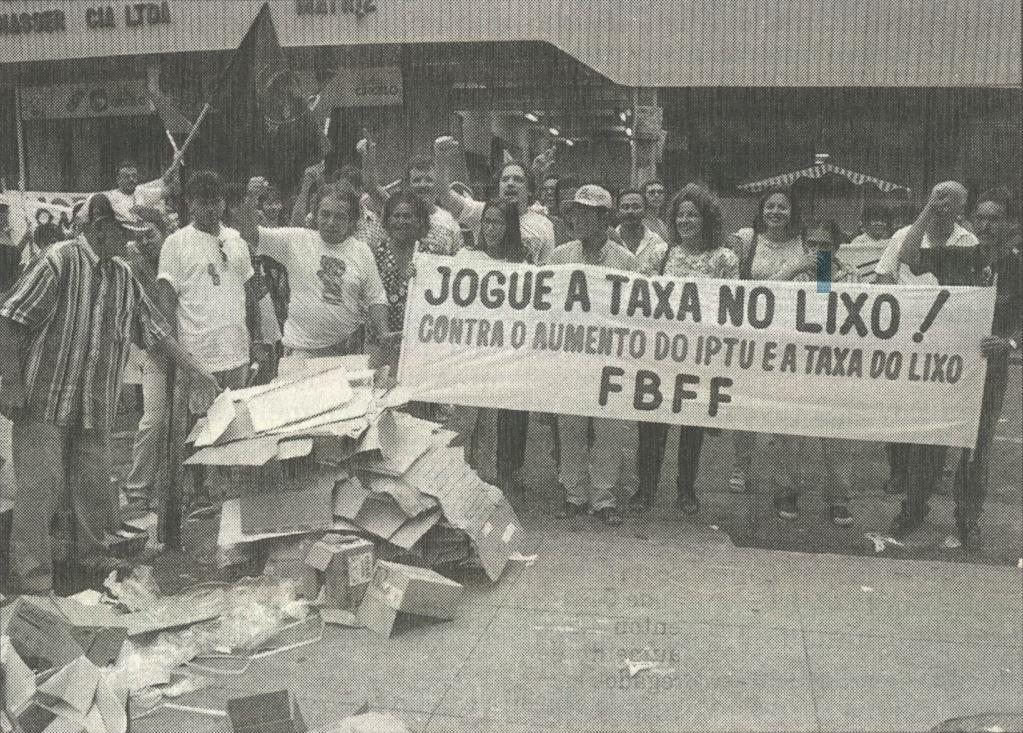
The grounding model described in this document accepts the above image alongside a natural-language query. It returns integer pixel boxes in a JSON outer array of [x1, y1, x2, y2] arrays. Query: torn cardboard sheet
[[387, 508, 443, 552], [1, 636, 36, 715], [334, 475, 373, 520], [364, 475, 438, 518], [466, 498, 523, 582], [277, 355, 370, 379], [353, 496, 410, 541], [356, 561, 464, 638], [34, 656, 128, 733], [219, 499, 361, 546], [246, 370, 354, 434], [239, 481, 335, 536], [7, 598, 84, 671], [360, 411, 436, 477], [268, 390, 373, 436]]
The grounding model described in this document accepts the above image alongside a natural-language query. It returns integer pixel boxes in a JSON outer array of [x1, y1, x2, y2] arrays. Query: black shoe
[[556, 501, 587, 519], [829, 504, 854, 528], [891, 502, 930, 536], [677, 491, 699, 516], [627, 492, 653, 513], [774, 495, 799, 521], [595, 507, 624, 526]]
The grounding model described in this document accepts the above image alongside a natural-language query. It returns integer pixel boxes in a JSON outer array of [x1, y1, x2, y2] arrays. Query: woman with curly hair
[[630, 183, 739, 516]]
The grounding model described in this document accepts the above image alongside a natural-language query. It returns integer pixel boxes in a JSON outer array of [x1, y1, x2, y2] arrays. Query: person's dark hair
[[33, 222, 63, 248], [480, 199, 528, 263], [804, 219, 844, 249], [86, 193, 116, 224], [405, 156, 435, 182], [184, 170, 225, 202], [752, 187, 801, 237], [133, 206, 169, 237], [668, 183, 723, 251], [641, 179, 666, 194], [617, 188, 648, 208], [382, 188, 431, 239], [311, 180, 361, 223], [976, 186, 1019, 220], [860, 203, 892, 226], [333, 164, 364, 191], [490, 161, 536, 198]]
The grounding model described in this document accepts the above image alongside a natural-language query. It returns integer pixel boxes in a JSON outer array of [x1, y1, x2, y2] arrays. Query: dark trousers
[[636, 422, 705, 502], [902, 444, 949, 516], [953, 356, 1009, 532], [496, 409, 529, 480]]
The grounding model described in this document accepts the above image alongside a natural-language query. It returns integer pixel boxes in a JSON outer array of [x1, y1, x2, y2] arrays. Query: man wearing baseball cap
[[0, 193, 218, 593], [546, 185, 640, 526]]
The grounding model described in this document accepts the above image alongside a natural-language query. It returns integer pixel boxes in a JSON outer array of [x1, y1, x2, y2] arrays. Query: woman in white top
[[632, 184, 739, 517], [238, 180, 390, 358], [726, 187, 812, 498]]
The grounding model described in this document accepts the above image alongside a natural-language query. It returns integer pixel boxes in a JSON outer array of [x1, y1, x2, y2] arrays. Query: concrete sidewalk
[[135, 515, 1022, 733]]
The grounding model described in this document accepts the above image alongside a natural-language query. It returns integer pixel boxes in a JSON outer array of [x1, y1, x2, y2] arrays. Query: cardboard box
[[303, 535, 375, 610], [356, 561, 463, 638], [7, 598, 84, 671], [226, 690, 307, 733], [467, 497, 524, 582]]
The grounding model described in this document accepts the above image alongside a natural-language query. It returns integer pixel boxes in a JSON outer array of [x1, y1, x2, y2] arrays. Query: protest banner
[[398, 255, 997, 448], [0, 189, 86, 244]]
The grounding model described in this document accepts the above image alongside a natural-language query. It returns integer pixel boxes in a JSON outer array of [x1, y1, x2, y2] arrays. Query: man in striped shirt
[[0, 194, 218, 594]]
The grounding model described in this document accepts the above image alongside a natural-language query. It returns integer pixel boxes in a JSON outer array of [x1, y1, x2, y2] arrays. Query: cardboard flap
[[184, 436, 279, 466], [246, 369, 354, 434], [361, 412, 434, 477], [333, 475, 372, 520], [1, 635, 36, 714], [365, 476, 438, 518], [387, 508, 443, 551], [7, 599, 84, 670], [35, 657, 100, 718], [276, 438, 314, 462], [226, 690, 306, 733], [353, 496, 409, 541]]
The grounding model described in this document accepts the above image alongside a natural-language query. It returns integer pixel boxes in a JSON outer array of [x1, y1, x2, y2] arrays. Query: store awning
[[0, 0, 1019, 87], [738, 163, 912, 195]]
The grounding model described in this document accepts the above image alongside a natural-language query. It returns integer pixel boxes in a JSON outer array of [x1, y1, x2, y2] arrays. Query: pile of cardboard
[[190, 356, 524, 631]]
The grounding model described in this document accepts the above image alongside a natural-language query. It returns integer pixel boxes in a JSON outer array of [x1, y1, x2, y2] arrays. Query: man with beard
[[435, 136, 555, 264]]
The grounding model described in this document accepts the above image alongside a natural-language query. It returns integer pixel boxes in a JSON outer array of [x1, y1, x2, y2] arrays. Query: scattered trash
[[861, 586, 874, 593], [509, 551, 538, 567], [864, 532, 904, 553], [1017, 558, 1022, 569], [709, 525, 720, 531], [226, 689, 306, 733], [624, 659, 658, 677], [942, 536, 962, 549], [321, 710, 411, 733], [320, 609, 361, 627]]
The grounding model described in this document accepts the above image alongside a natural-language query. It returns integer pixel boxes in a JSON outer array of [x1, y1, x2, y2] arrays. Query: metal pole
[[629, 87, 639, 187], [14, 86, 27, 193]]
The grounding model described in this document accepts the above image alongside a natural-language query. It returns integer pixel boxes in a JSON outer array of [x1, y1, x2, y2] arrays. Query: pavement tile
[[776, 552, 1023, 644], [433, 607, 816, 733], [805, 631, 1023, 733], [500, 526, 802, 631]]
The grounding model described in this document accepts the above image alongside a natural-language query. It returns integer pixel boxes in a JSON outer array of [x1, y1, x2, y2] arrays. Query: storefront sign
[[295, 0, 376, 16], [399, 255, 996, 448], [1, 2, 169, 33], [312, 65, 402, 108], [21, 80, 150, 119]]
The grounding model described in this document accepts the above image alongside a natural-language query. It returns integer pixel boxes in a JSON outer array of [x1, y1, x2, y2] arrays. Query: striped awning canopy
[[738, 163, 911, 195]]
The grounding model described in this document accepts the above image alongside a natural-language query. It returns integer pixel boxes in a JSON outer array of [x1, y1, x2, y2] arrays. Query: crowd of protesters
[[0, 136, 1019, 595]]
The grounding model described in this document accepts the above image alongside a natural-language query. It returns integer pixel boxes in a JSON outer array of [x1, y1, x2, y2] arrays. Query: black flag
[[190, 3, 317, 189]]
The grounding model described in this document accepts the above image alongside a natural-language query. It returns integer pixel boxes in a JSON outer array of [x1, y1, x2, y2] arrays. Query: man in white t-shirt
[[237, 178, 390, 358], [434, 136, 555, 264], [157, 170, 253, 415]]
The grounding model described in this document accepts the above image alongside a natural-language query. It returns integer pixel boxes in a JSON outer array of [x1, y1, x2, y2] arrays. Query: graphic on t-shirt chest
[[318, 255, 347, 304]]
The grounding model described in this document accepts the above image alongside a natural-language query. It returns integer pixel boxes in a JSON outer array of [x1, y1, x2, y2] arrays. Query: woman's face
[[316, 195, 357, 245], [481, 207, 508, 250], [262, 197, 283, 225], [385, 201, 421, 244], [762, 193, 792, 231], [674, 200, 703, 241]]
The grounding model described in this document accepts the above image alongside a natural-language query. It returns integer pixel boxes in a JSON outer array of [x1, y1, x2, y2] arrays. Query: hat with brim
[[567, 184, 613, 212]]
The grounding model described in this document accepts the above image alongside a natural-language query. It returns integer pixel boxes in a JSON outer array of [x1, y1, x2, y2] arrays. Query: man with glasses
[[0, 194, 218, 593], [156, 171, 254, 511]]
